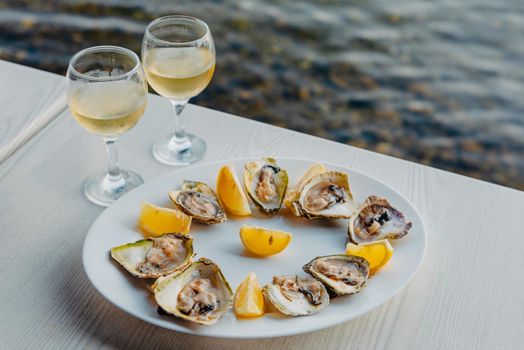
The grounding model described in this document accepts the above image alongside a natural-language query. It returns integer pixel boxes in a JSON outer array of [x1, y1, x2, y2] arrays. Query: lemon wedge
[[239, 225, 292, 257], [216, 164, 252, 216], [234, 272, 265, 317], [138, 202, 191, 237], [345, 239, 393, 275], [296, 163, 327, 190]]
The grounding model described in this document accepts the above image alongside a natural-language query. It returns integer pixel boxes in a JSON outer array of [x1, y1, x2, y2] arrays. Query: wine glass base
[[84, 169, 144, 207], [152, 133, 207, 166]]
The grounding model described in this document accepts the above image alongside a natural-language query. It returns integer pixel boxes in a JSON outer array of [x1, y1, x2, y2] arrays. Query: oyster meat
[[284, 163, 327, 214], [262, 275, 329, 316], [169, 180, 226, 224], [303, 255, 369, 296], [292, 171, 356, 219], [111, 233, 193, 279], [154, 258, 233, 325], [348, 195, 412, 244], [244, 158, 288, 214]]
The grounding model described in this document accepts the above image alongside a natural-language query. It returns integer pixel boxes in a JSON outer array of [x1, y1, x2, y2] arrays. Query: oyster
[[169, 180, 226, 224], [284, 163, 327, 214], [303, 255, 369, 296], [348, 195, 412, 244], [154, 258, 233, 326], [262, 275, 329, 316], [292, 171, 356, 219], [111, 233, 193, 279], [244, 158, 288, 214]]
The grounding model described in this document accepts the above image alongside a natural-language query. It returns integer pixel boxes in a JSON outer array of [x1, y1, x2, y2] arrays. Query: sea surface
[[2, 0, 524, 189]]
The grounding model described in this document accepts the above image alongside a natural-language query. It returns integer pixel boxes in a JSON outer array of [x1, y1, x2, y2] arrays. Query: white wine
[[70, 81, 147, 136], [144, 47, 215, 100]]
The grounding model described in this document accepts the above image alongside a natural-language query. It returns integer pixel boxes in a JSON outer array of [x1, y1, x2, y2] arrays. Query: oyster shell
[[262, 275, 329, 316], [244, 158, 288, 214], [284, 163, 327, 215], [111, 233, 193, 279], [348, 195, 412, 244], [154, 258, 233, 326], [169, 180, 226, 224], [303, 255, 369, 296], [292, 171, 356, 219]]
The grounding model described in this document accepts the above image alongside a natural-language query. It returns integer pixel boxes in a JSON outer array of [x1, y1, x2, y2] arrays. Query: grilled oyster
[[291, 171, 356, 219], [169, 180, 226, 224], [348, 195, 412, 244], [303, 255, 369, 296], [244, 158, 288, 214], [262, 275, 329, 316], [111, 233, 193, 279], [154, 258, 233, 326]]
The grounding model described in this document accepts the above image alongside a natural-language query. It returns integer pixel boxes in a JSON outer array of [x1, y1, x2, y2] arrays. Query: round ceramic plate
[[83, 158, 427, 338]]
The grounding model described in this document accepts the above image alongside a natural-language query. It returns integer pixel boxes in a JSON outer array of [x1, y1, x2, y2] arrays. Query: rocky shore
[[2, 0, 523, 190]]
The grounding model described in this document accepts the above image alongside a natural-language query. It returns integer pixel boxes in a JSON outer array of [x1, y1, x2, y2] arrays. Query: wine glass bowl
[[142, 15, 215, 165], [66, 46, 148, 206]]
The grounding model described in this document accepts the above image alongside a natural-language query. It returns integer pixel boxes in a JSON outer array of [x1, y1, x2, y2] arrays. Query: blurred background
[[2, 0, 523, 190]]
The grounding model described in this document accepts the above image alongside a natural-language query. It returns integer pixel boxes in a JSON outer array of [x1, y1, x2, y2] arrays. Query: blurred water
[[2, 0, 524, 189]]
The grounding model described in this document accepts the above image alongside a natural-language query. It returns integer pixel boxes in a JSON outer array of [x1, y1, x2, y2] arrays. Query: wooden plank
[[0, 70, 523, 350], [0, 61, 67, 163]]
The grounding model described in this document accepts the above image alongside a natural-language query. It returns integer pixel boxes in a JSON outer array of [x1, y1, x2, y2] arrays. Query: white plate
[[83, 158, 427, 338]]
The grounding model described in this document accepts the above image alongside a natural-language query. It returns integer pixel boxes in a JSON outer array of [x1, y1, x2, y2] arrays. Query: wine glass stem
[[169, 99, 191, 152], [102, 136, 125, 191]]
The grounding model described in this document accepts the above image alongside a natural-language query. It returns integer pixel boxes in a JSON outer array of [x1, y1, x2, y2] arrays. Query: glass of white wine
[[142, 15, 215, 165], [66, 46, 148, 206]]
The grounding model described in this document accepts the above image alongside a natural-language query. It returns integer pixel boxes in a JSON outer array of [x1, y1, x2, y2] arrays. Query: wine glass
[[66, 46, 148, 206], [142, 15, 215, 165]]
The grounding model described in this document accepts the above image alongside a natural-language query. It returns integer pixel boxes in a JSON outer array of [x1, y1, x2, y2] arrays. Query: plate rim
[[82, 156, 427, 339]]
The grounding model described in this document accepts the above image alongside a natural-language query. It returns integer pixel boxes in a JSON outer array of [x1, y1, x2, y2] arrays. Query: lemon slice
[[216, 164, 252, 216], [345, 239, 393, 275], [296, 163, 327, 190], [234, 272, 265, 317], [138, 202, 191, 237], [239, 225, 292, 257]]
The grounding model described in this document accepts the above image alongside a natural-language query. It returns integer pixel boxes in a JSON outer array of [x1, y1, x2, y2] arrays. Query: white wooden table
[[1, 61, 522, 350]]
